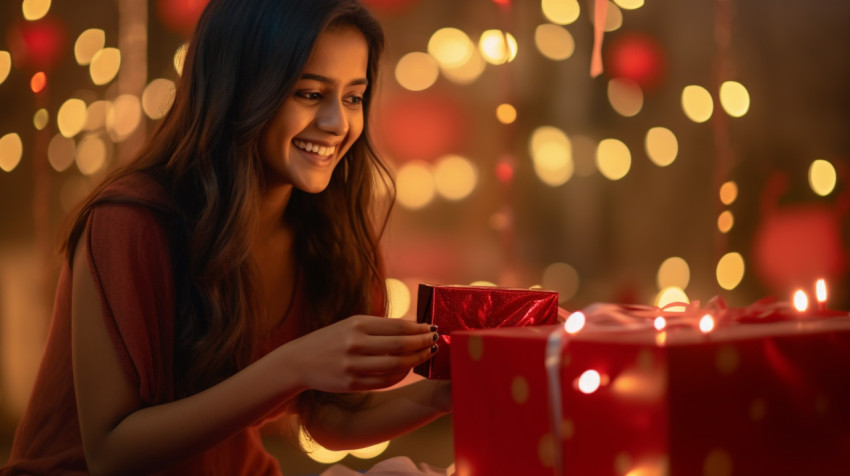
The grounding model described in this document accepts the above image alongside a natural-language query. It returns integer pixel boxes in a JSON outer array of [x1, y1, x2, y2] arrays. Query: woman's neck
[[257, 183, 294, 239]]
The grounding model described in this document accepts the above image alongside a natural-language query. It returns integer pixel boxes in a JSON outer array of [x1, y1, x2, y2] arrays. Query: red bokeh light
[[156, 0, 210, 37], [30, 71, 46, 93], [605, 32, 666, 91], [6, 17, 67, 71]]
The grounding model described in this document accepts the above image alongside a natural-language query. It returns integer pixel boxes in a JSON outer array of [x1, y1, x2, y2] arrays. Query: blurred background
[[1, 0, 848, 473]]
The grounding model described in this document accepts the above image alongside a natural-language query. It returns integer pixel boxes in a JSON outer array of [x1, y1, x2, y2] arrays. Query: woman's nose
[[315, 97, 348, 136]]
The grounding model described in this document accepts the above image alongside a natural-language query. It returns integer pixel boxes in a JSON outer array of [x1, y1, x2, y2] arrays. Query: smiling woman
[[0, 1, 451, 475]]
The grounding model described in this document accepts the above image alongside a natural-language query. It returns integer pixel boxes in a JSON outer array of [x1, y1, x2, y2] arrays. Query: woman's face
[[261, 26, 369, 193]]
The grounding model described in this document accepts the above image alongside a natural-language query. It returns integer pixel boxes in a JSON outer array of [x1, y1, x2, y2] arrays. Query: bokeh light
[[596, 138, 631, 181], [84, 100, 109, 131], [47, 134, 75, 172], [385, 278, 411, 318], [608, 77, 643, 117], [808, 159, 836, 196], [656, 256, 690, 290], [299, 427, 348, 464], [577, 369, 601, 394], [793, 290, 809, 312], [534, 23, 574, 61], [717, 210, 734, 233], [395, 52, 439, 92], [0, 133, 24, 173], [644, 126, 678, 167], [601, 2, 623, 32], [681, 85, 713, 123], [174, 43, 188, 75], [529, 126, 573, 187], [655, 286, 689, 309], [719, 181, 738, 205], [719, 80, 750, 117], [30, 72, 47, 93], [74, 29, 105, 65], [106, 94, 142, 142], [478, 30, 517, 65], [89, 47, 121, 85], [716, 251, 745, 290], [75, 135, 108, 176], [395, 161, 435, 209], [440, 48, 486, 85], [496, 103, 517, 124], [57, 98, 87, 138], [22, 0, 51, 21], [142, 78, 177, 119], [614, 0, 644, 10], [349, 441, 390, 459], [33, 108, 49, 130], [542, 262, 580, 303], [0, 51, 11, 85], [428, 28, 474, 69], [433, 154, 477, 201], [541, 0, 580, 25]]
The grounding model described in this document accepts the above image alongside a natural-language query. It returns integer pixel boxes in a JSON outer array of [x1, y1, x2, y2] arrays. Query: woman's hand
[[283, 315, 438, 393]]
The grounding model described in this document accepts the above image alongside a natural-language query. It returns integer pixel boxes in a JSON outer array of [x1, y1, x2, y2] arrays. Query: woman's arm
[[71, 233, 437, 476], [304, 376, 452, 451]]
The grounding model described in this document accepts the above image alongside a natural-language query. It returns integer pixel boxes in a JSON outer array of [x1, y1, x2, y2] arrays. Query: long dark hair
[[63, 0, 391, 407]]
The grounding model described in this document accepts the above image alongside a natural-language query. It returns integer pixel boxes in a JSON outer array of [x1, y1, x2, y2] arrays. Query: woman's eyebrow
[[300, 73, 369, 87]]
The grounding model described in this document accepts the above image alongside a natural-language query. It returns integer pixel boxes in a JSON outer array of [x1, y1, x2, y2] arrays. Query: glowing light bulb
[[653, 317, 666, 331], [577, 370, 601, 394], [564, 311, 585, 334], [793, 290, 809, 313], [699, 314, 715, 334], [816, 279, 827, 310]]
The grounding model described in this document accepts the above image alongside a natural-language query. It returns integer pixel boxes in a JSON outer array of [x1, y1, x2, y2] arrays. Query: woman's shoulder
[[96, 172, 176, 215]]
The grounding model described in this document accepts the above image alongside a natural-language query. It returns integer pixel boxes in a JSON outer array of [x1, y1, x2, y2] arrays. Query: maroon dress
[[2, 175, 300, 475]]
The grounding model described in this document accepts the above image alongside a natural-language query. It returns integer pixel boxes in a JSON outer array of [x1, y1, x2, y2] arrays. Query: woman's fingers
[[348, 345, 437, 375], [351, 332, 437, 355], [347, 314, 435, 336]]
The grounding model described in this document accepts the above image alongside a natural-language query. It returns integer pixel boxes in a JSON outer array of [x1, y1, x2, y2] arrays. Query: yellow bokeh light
[[74, 29, 105, 66], [496, 103, 517, 124], [84, 100, 109, 131], [577, 370, 601, 394], [809, 159, 837, 197], [596, 138, 631, 181], [603, 2, 624, 32], [793, 290, 809, 312], [655, 286, 689, 309], [470, 280, 498, 287], [719, 80, 750, 117], [395, 52, 439, 92], [564, 311, 585, 334], [76, 134, 108, 176], [0, 51, 11, 85], [22, 0, 51, 21], [479, 30, 518, 65], [657, 257, 690, 290], [541, 0, 580, 25], [47, 134, 76, 172], [681, 85, 714, 123], [298, 427, 348, 464], [106, 94, 142, 142], [0, 133, 23, 173], [89, 47, 121, 85], [534, 23, 575, 61], [174, 43, 189, 75], [385, 278, 410, 318], [717, 210, 734, 233], [440, 48, 486, 85], [608, 78, 643, 117], [142, 78, 177, 120], [542, 262, 580, 302], [349, 441, 390, 459], [716, 251, 745, 290], [428, 28, 474, 69], [530, 126, 573, 187], [644, 126, 678, 167], [57, 98, 88, 138], [614, 0, 644, 10], [395, 161, 435, 210], [33, 108, 49, 130], [719, 181, 738, 205], [434, 154, 477, 201]]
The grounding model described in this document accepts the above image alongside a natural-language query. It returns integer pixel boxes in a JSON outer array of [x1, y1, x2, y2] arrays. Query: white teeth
[[294, 140, 335, 157]]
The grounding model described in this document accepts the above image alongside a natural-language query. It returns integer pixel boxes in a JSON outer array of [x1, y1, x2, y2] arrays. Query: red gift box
[[450, 306, 850, 476], [413, 284, 559, 380]]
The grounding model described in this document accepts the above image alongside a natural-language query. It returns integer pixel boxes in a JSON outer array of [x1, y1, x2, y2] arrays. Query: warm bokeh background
[[1, 0, 848, 473]]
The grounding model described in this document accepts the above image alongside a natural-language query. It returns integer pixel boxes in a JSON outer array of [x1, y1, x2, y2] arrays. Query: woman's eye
[[346, 95, 364, 106], [297, 91, 322, 100]]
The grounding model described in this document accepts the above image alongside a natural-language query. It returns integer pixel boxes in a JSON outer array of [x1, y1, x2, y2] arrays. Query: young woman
[[2, 0, 451, 474]]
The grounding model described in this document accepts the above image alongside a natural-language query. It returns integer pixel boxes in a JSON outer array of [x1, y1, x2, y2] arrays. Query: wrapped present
[[413, 284, 560, 380], [450, 300, 850, 476]]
